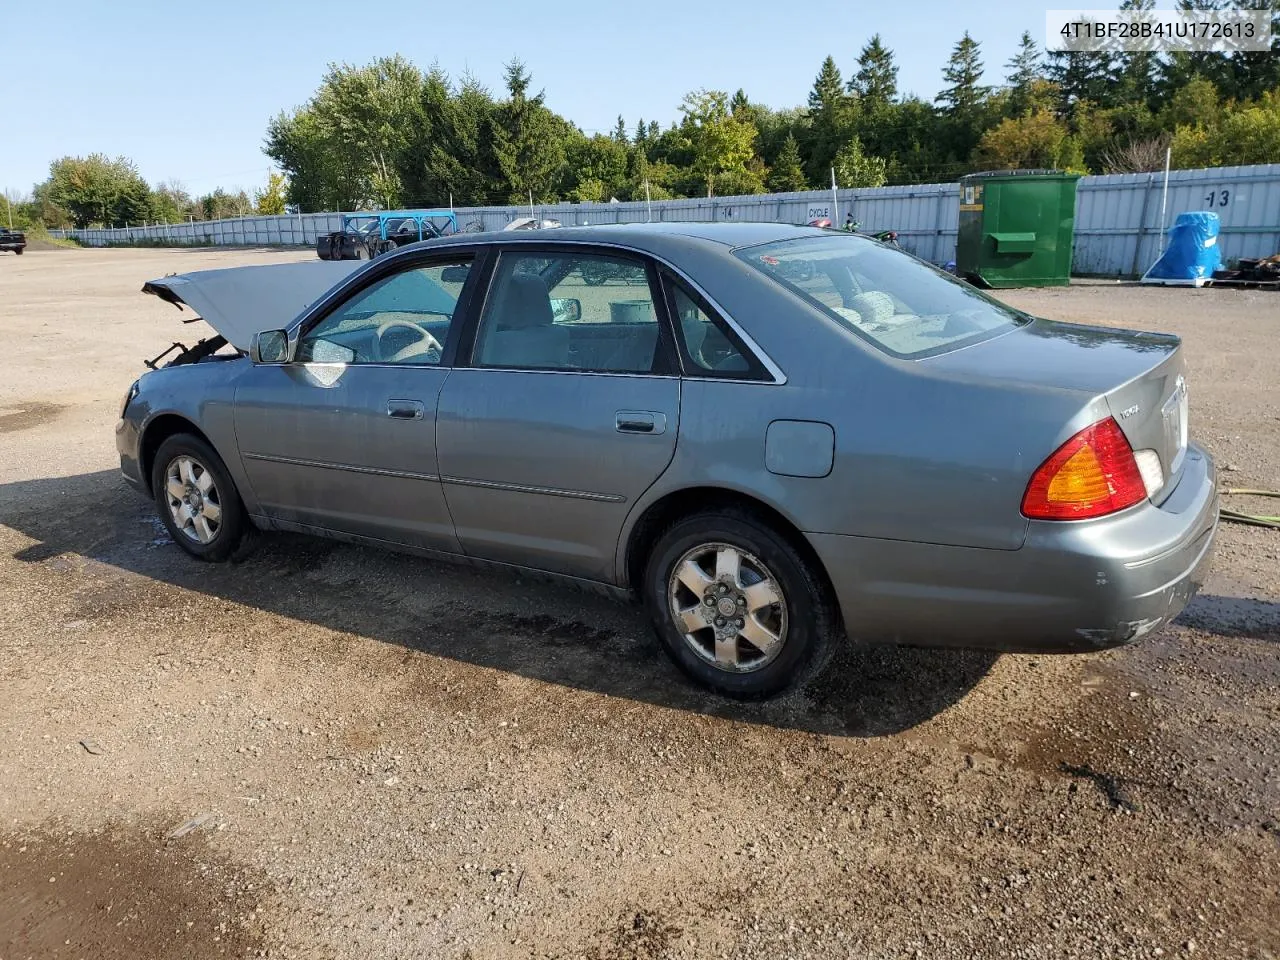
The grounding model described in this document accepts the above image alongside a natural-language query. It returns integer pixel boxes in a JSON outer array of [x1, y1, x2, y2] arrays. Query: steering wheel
[[373, 319, 443, 364]]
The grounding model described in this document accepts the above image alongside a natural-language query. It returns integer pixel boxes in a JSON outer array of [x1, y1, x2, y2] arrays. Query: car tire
[[14, 248, 23, 255], [642, 509, 838, 699], [150, 433, 247, 562]]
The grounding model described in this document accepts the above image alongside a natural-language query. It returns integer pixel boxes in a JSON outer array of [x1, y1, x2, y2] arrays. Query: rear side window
[[472, 251, 672, 374], [662, 273, 766, 379], [736, 235, 1031, 359]]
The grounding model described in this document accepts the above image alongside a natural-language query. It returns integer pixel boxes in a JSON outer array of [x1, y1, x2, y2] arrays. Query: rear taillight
[[1021, 417, 1148, 520]]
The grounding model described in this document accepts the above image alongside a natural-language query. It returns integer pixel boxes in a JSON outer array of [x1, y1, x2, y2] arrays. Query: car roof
[[419, 221, 826, 256]]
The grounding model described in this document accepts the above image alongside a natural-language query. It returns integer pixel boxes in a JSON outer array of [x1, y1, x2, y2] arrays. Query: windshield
[[736, 235, 1031, 359]]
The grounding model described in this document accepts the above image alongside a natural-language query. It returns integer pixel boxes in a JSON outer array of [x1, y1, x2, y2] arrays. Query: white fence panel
[[53, 164, 1280, 276]]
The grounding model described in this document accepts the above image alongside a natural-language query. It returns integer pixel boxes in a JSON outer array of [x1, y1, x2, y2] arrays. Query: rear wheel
[[643, 509, 837, 698], [14, 248, 23, 255], [151, 433, 246, 562]]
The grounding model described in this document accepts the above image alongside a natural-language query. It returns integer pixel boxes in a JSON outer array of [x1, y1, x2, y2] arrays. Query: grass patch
[[22, 223, 84, 249]]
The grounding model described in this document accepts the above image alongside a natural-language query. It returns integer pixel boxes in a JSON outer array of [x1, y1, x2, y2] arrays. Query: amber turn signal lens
[[1021, 417, 1147, 520]]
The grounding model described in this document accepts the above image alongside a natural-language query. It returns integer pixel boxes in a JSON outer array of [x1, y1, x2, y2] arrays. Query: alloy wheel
[[667, 542, 788, 673], [163, 455, 222, 545]]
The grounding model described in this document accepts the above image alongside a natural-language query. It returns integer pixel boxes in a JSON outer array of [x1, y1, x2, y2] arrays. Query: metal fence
[[54, 163, 1280, 277]]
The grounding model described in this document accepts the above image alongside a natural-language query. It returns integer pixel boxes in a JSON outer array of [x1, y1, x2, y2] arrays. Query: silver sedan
[[117, 223, 1218, 697]]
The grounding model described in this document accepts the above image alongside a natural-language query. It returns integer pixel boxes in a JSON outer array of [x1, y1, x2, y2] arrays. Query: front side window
[[473, 251, 669, 373], [298, 259, 471, 365], [736, 236, 1031, 359]]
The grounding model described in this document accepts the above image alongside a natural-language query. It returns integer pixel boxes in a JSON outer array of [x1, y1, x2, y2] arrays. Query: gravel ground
[[1, 248, 1277, 960]]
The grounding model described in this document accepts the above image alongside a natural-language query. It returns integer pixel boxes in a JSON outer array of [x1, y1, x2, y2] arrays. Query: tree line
[[7, 160, 288, 232], [262, 29, 1280, 214], [11, 2, 1280, 229]]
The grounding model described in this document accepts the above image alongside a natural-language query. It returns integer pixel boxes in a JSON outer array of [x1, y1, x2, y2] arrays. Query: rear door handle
[[615, 410, 667, 435], [387, 399, 425, 420]]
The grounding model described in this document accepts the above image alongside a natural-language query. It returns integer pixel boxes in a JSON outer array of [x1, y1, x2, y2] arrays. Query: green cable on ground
[[1220, 488, 1280, 529]]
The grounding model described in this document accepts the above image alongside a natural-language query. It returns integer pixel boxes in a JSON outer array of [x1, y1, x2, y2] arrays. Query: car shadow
[[1, 469, 1003, 737]]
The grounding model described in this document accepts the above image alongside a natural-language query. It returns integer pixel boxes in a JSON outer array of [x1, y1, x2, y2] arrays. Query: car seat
[[478, 273, 570, 368], [847, 290, 896, 325]]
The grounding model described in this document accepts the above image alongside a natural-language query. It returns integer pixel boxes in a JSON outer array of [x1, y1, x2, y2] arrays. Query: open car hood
[[142, 260, 363, 351]]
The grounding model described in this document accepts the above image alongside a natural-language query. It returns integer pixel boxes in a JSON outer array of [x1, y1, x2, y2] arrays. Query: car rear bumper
[[808, 443, 1218, 653]]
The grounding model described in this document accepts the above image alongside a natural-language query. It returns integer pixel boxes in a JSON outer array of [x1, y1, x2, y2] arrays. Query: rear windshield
[[735, 235, 1030, 359]]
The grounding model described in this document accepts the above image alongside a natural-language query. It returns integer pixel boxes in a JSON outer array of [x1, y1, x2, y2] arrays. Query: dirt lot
[[1, 247, 1277, 960]]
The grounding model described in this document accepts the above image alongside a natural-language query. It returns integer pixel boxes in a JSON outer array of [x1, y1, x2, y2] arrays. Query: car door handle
[[615, 411, 666, 435], [387, 399, 425, 420]]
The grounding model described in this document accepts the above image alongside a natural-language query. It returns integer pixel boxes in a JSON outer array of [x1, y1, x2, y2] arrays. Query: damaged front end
[[143, 333, 235, 370]]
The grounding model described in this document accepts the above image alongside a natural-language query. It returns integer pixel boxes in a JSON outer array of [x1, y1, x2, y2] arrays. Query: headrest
[[494, 273, 554, 330]]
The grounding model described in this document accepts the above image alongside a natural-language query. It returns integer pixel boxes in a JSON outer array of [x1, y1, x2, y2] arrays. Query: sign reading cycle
[[1046, 8, 1272, 53]]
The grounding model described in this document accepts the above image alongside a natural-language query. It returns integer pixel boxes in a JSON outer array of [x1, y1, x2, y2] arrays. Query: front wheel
[[151, 433, 247, 562], [643, 510, 837, 698]]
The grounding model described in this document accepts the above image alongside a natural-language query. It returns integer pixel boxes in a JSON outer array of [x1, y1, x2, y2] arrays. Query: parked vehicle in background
[[0, 227, 26, 254], [503, 217, 563, 231], [316, 210, 459, 260], [119, 223, 1217, 699], [578, 258, 643, 285]]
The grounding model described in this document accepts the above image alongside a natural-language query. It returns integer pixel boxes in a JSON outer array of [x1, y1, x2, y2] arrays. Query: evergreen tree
[[937, 32, 992, 165], [848, 35, 898, 110], [767, 133, 808, 192], [491, 59, 567, 203], [1005, 30, 1043, 116], [1110, 0, 1159, 109], [808, 55, 845, 113], [421, 71, 503, 206], [1046, 50, 1115, 111], [805, 56, 853, 185], [1226, 0, 1280, 101], [937, 32, 990, 117], [613, 115, 628, 142]]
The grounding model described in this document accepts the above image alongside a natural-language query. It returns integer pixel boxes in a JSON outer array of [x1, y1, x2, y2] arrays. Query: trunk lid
[[926, 318, 1189, 501]]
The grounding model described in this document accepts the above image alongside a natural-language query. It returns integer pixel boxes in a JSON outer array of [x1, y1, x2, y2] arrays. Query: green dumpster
[[956, 170, 1080, 288]]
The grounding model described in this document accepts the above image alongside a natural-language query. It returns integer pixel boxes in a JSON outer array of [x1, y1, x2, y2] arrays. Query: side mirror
[[250, 329, 290, 363], [440, 264, 470, 283], [550, 297, 582, 323]]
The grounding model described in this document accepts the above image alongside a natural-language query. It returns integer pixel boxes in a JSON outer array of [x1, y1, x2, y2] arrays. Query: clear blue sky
[[3, 0, 1046, 199]]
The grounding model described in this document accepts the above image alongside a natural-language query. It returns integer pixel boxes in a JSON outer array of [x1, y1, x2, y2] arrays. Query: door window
[[298, 259, 472, 365], [473, 252, 670, 374]]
